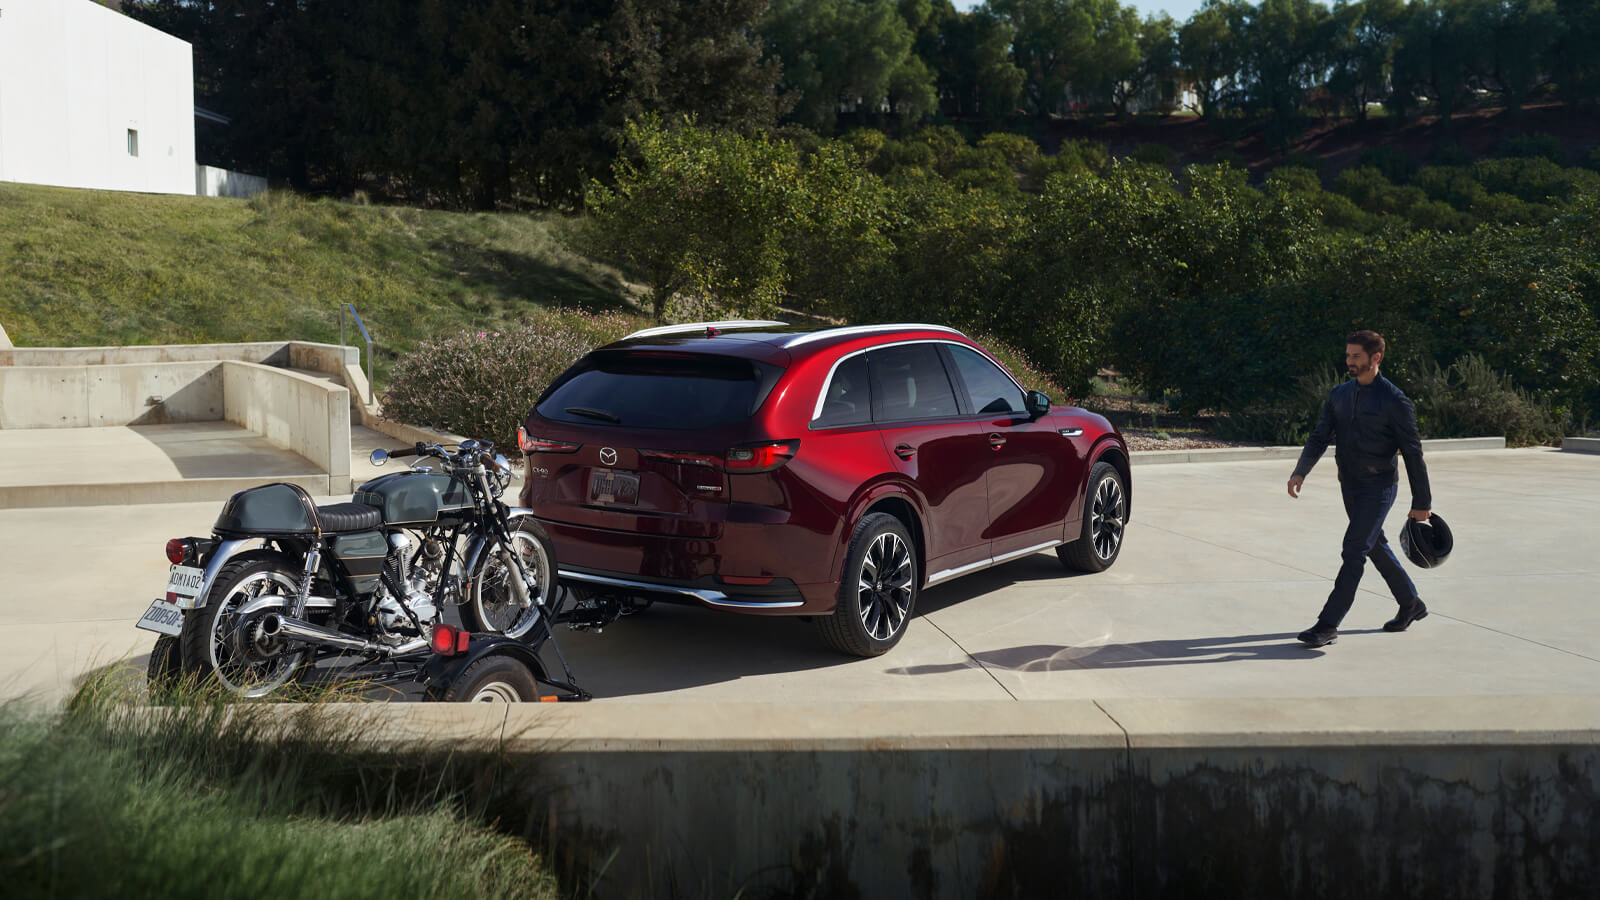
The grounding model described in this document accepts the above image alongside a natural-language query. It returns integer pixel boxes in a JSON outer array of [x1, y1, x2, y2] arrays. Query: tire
[[1058, 461, 1127, 573], [442, 655, 541, 702], [146, 634, 184, 701], [179, 552, 311, 698], [462, 518, 556, 639], [817, 512, 919, 657]]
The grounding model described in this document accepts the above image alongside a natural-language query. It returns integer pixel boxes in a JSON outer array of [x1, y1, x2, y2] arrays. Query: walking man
[[1287, 330, 1432, 647]]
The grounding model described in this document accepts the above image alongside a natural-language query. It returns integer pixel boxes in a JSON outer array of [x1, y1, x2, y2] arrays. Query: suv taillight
[[725, 440, 799, 473], [518, 427, 580, 454]]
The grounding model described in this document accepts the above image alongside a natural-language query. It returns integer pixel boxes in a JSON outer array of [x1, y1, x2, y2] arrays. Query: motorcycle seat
[[316, 502, 384, 533]]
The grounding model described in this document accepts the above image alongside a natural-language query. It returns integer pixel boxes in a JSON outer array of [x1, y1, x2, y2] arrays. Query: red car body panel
[[519, 324, 1128, 615]]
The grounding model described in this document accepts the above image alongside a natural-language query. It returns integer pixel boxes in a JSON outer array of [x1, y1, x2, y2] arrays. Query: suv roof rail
[[625, 320, 789, 340], [782, 323, 964, 349]]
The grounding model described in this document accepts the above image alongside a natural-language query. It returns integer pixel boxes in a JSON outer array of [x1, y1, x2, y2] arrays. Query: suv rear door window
[[812, 354, 872, 428], [537, 352, 781, 429], [946, 344, 1026, 415], [868, 344, 960, 422]]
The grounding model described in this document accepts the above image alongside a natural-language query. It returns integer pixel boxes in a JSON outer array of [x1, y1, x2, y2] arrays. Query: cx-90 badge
[[599, 447, 618, 466]]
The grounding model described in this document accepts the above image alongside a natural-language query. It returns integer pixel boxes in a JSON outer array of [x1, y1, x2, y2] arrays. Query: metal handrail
[[339, 303, 375, 404]]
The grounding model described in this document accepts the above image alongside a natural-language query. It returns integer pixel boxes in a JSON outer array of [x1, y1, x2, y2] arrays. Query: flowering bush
[[380, 309, 637, 449], [971, 332, 1071, 404]]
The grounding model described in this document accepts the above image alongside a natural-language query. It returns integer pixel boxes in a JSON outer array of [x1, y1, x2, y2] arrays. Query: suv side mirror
[[1025, 390, 1051, 420]]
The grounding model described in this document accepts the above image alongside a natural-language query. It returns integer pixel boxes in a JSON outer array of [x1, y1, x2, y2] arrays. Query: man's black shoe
[[1384, 601, 1429, 633], [1297, 624, 1338, 647]]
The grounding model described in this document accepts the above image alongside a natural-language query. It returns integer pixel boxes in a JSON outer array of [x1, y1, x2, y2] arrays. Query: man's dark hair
[[1347, 330, 1385, 357]]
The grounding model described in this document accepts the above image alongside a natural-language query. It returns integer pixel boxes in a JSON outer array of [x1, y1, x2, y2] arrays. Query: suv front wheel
[[818, 512, 919, 657]]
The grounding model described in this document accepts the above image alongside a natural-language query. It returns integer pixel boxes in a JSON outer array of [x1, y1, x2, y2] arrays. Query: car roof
[[604, 321, 970, 363]]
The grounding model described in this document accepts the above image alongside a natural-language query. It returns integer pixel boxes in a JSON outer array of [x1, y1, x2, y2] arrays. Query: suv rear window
[[536, 352, 783, 430]]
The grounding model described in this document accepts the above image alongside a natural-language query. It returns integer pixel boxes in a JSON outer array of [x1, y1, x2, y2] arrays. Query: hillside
[[0, 183, 643, 382]]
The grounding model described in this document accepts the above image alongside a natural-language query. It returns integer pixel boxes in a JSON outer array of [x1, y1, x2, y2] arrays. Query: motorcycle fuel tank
[[353, 469, 472, 525], [214, 483, 317, 536]]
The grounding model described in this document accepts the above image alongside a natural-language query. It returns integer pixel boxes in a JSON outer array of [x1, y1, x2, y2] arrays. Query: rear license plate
[[165, 564, 206, 608], [136, 598, 185, 636], [588, 469, 640, 506]]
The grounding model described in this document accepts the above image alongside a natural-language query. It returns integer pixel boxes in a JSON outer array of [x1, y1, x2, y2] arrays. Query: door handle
[[894, 443, 916, 460], [1058, 428, 1083, 437], [988, 433, 1006, 449]]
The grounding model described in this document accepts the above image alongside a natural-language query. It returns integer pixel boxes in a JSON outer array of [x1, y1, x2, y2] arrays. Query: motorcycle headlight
[[491, 454, 512, 493]]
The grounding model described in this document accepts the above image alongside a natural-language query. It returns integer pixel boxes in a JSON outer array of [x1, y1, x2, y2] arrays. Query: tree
[[1325, 0, 1406, 121], [1179, 1, 1245, 117], [762, 0, 937, 133], [1471, 0, 1563, 119], [1235, 0, 1333, 146]]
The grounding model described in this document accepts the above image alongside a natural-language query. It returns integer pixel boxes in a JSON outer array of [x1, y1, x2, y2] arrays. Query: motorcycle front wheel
[[179, 552, 311, 698], [462, 518, 556, 640]]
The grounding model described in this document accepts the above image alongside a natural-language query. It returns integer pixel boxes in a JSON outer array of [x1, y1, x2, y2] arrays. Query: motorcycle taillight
[[165, 538, 187, 565]]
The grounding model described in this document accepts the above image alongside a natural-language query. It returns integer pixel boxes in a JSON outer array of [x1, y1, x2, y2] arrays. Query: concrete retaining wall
[[222, 361, 350, 493], [0, 340, 355, 369], [0, 361, 222, 428], [1135, 436, 1507, 466], [348, 697, 1599, 900], [196, 165, 268, 199]]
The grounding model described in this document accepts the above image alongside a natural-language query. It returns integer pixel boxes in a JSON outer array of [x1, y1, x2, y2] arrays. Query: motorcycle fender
[[421, 637, 546, 698], [181, 539, 258, 610]]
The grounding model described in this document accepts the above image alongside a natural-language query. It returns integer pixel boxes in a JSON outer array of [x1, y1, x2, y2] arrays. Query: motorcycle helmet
[[1400, 513, 1453, 568]]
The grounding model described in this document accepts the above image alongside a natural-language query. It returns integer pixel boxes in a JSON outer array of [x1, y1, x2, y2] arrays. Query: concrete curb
[[1563, 437, 1600, 454], [0, 474, 330, 509], [1133, 435, 1507, 465]]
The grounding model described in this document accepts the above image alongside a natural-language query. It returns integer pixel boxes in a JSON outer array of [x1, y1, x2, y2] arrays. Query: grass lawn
[[0, 183, 648, 385], [0, 678, 561, 900]]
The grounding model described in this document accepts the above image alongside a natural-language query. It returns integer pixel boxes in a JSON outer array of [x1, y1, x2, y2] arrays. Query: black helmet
[[1400, 513, 1453, 568]]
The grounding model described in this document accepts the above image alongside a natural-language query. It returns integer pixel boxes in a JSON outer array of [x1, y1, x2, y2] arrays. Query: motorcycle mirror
[[369, 448, 389, 466]]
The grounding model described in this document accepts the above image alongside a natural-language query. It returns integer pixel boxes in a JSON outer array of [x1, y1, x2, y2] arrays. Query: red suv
[[518, 322, 1130, 656]]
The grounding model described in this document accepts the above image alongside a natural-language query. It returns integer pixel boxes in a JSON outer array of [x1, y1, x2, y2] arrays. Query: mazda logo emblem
[[599, 447, 618, 466]]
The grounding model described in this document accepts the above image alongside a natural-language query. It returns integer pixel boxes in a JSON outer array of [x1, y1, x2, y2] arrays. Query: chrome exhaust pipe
[[260, 614, 427, 658]]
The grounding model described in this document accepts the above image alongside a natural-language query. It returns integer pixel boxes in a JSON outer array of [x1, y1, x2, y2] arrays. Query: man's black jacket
[[1293, 374, 1432, 510]]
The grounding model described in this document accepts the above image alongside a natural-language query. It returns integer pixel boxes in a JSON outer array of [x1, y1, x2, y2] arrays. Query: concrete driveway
[[2, 448, 1595, 706]]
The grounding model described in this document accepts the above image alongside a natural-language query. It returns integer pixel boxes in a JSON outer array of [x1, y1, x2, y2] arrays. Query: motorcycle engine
[[374, 533, 443, 634]]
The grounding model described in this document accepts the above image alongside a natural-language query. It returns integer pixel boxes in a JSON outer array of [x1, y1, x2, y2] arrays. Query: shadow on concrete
[[887, 630, 1386, 677], [916, 553, 1091, 616], [130, 422, 319, 478]]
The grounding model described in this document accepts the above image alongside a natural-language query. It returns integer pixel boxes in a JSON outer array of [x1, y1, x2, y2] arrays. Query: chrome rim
[[473, 528, 550, 639], [1091, 475, 1125, 561], [856, 531, 915, 641], [207, 569, 306, 698], [469, 681, 523, 702]]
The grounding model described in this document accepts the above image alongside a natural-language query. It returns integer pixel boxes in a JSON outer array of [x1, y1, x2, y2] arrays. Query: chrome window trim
[[810, 338, 1026, 425], [625, 320, 788, 340], [783, 323, 963, 349]]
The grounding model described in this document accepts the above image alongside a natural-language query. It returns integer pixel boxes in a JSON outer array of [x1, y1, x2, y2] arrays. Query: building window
[[127, 129, 139, 157]]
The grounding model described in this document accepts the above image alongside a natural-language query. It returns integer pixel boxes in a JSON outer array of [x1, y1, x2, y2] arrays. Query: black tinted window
[[813, 355, 872, 428], [537, 352, 779, 429], [868, 344, 960, 421], [947, 345, 1026, 415]]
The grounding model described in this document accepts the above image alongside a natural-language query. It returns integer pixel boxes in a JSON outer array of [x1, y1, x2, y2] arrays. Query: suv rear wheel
[[818, 512, 918, 657]]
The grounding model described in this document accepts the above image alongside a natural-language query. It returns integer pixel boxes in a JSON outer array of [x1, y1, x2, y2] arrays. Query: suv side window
[[812, 354, 872, 428], [868, 344, 960, 422], [946, 344, 1026, 416]]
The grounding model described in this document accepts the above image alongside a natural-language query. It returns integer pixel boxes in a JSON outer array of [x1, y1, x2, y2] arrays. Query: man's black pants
[[1317, 480, 1421, 628]]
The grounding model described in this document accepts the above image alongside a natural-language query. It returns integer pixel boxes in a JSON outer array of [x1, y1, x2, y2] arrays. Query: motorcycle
[[135, 438, 587, 701]]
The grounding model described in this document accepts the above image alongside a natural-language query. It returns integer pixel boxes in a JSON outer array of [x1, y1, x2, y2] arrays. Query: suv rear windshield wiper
[[565, 406, 621, 423]]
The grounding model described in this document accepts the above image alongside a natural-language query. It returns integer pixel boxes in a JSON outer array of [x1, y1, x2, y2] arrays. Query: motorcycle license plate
[[165, 564, 206, 608], [588, 469, 640, 506], [136, 599, 185, 636]]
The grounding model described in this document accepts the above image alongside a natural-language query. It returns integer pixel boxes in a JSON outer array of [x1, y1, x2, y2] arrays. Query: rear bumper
[[541, 517, 838, 615]]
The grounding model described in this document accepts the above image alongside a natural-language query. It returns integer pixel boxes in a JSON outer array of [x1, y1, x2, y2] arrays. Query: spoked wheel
[[817, 512, 918, 657], [462, 518, 556, 639], [442, 656, 541, 702], [1058, 461, 1127, 573], [179, 553, 311, 698]]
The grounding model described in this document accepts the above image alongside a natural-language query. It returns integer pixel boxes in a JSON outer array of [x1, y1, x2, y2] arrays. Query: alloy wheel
[[1091, 475, 1125, 561], [856, 531, 914, 641]]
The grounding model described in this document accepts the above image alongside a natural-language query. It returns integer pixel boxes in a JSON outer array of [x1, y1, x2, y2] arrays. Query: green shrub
[[1280, 151, 1322, 175], [1213, 367, 1342, 445], [970, 332, 1070, 402], [1432, 142, 1470, 167], [1496, 132, 1566, 165], [1410, 354, 1565, 445], [1210, 148, 1247, 169], [1587, 146, 1600, 173], [381, 309, 636, 448], [1131, 142, 1181, 168], [1355, 146, 1417, 183]]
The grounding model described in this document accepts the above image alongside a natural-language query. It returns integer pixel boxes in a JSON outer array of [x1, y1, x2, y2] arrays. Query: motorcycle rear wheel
[[462, 518, 556, 640], [180, 553, 311, 698]]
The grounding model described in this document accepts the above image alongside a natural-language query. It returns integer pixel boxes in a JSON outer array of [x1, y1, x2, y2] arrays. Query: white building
[[0, 0, 197, 194]]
